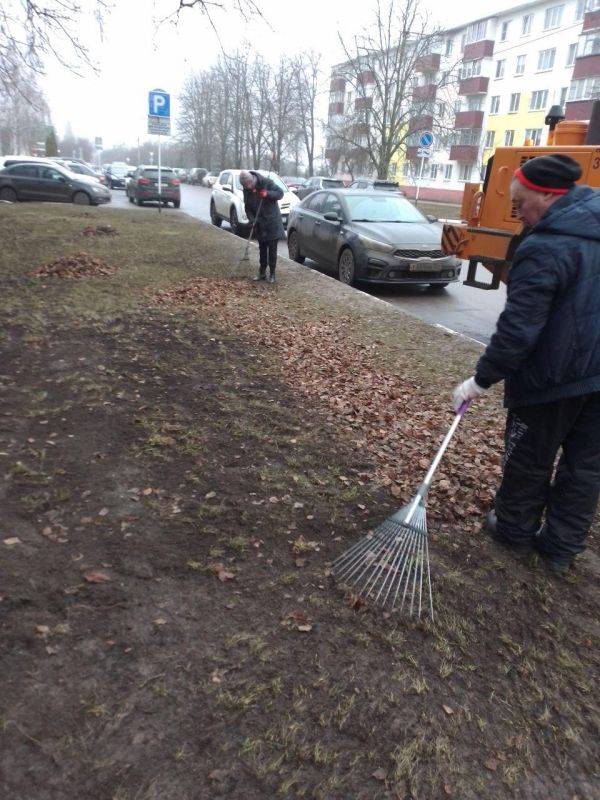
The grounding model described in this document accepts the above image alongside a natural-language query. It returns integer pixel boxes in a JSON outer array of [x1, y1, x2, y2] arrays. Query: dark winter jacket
[[243, 171, 284, 242], [475, 185, 600, 409]]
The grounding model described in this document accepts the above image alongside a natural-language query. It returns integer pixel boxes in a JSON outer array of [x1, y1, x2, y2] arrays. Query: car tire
[[287, 230, 305, 264], [173, 200, 181, 209], [210, 201, 222, 227], [230, 207, 242, 236], [338, 248, 356, 286], [428, 283, 449, 291], [73, 191, 91, 206], [136, 196, 144, 206], [0, 186, 18, 202]]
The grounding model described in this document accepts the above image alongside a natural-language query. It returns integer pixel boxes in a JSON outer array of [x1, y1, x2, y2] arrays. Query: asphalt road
[[109, 184, 506, 345]]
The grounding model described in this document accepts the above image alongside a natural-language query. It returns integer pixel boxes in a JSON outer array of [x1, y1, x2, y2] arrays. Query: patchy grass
[[0, 202, 598, 800]]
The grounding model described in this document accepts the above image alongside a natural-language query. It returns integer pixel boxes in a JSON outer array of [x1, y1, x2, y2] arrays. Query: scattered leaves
[[84, 571, 111, 583], [33, 252, 115, 279]]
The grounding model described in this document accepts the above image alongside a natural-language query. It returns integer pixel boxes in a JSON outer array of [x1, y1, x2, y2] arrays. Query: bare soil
[[0, 203, 598, 800]]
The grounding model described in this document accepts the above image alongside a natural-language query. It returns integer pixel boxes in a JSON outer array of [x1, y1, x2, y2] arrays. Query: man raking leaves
[[453, 154, 600, 576], [240, 170, 284, 284]]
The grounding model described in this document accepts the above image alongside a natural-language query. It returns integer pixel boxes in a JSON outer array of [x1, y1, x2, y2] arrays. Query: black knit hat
[[515, 154, 582, 195]]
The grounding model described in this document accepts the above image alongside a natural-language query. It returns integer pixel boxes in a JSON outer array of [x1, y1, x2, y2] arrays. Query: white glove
[[452, 376, 487, 412]]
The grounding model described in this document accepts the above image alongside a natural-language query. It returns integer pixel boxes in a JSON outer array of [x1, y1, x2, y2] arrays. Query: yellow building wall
[[482, 97, 547, 164]]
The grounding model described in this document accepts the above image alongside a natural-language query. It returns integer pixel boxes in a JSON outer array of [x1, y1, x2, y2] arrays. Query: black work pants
[[495, 392, 600, 558], [258, 239, 278, 272]]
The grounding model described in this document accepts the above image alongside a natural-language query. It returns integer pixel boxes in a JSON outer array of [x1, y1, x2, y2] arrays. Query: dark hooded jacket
[[243, 171, 284, 242], [475, 185, 600, 409]]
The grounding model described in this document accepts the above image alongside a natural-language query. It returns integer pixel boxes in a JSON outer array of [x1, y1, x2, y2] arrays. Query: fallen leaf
[[142, 487, 153, 496], [442, 704, 454, 715], [84, 571, 111, 583], [297, 624, 313, 632], [3, 537, 21, 547], [208, 769, 229, 781], [205, 491, 216, 499], [35, 625, 51, 638], [45, 645, 59, 655], [372, 768, 387, 781], [209, 563, 235, 582], [98, 508, 109, 517], [484, 758, 499, 772], [153, 617, 167, 626], [294, 558, 306, 568]]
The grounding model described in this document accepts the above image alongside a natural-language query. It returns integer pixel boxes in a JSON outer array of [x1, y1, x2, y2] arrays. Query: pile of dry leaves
[[82, 224, 119, 237], [34, 252, 116, 279], [153, 277, 504, 530]]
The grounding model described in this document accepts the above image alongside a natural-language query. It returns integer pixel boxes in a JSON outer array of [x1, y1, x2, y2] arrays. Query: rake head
[[332, 500, 434, 621]]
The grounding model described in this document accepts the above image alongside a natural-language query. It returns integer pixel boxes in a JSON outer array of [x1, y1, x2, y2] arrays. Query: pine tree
[[45, 128, 58, 156]]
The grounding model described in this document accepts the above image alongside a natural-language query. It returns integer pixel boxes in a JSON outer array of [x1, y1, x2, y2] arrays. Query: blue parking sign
[[148, 89, 170, 118], [419, 131, 434, 149]]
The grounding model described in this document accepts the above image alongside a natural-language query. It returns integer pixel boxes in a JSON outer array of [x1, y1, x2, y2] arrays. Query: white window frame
[[568, 77, 600, 101], [559, 86, 568, 107], [444, 164, 453, 180], [544, 5, 564, 30], [504, 129, 515, 146], [500, 20, 511, 41], [509, 92, 521, 112], [529, 89, 549, 110], [537, 48, 556, 71], [490, 95, 500, 113], [515, 55, 526, 75], [495, 59, 506, 79], [581, 34, 600, 57], [524, 128, 542, 145], [484, 130, 495, 148], [522, 14, 532, 34], [459, 163, 473, 182]]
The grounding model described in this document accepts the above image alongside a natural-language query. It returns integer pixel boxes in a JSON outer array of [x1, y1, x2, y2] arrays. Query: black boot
[[483, 510, 532, 550], [534, 529, 574, 576], [252, 267, 267, 282], [268, 271, 276, 284]]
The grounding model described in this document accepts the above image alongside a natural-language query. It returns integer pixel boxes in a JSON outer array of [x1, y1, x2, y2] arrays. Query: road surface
[[110, 184, 506, 345]]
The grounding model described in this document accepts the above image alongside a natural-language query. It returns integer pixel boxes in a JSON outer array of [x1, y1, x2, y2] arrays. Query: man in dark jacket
[[240, 170, 284, 283], [452, 154, 600, 575]]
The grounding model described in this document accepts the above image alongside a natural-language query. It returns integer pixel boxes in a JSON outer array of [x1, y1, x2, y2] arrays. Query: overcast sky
[[42, 0, 520, 148]]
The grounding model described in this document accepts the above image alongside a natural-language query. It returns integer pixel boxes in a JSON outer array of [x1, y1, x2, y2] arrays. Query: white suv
[[210, 169, 299, 236]]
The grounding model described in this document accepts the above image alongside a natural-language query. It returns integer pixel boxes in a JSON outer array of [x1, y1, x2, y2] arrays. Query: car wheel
[[173, 200, 181, 209], [136, 196, 144, 206], [230, 207, 243, 236], [0, 186, 18, 202], [73, 191, 91, 206], [428, 283, 449, 291], [210, 201, 222, 227], [338, 248, 356, 286], [287, 230, 305, 264]]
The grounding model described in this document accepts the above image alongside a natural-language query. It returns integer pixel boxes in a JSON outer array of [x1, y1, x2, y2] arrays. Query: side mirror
[[426, 214, 438, 223], [324, 211, 341, 222], [58, 176, 68, 184], [223, 185, 232, 192]]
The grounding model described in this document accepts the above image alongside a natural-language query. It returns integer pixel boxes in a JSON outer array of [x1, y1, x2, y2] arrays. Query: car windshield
[[345, 195, 427, 223], [142, 169, 175, 178], [111, 165, 129, 176], [323, 179, 344, 188]]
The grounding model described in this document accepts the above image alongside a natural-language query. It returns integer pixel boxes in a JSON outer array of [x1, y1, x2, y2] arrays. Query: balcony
[[463, 40, 494, 61], [408, 114, 434, 133], [573, 54, 600, 80], [582, 9, 600, 32], [328, 102, 344, 116], [330, 77, 346, 92], [358, 70, 375, 85], [415, 53, 441, 72], [355, 96, 373, 110], [450, 144, 479, 161], [565, 99, 597, 119], [458, 76, 489, 95], [454, 110, 484, 128], [412, 84, 437, 102], [353, 123, 370, 136]]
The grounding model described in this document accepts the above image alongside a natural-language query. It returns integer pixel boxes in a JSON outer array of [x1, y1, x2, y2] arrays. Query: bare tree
[[263, 57, 295, 173], [327, 0, 458, 179], [0, 64, 50, 154], [291, 52, 321, 177]]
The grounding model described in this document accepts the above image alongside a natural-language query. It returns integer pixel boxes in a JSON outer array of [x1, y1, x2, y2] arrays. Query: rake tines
[[332, 401, 471, 622]]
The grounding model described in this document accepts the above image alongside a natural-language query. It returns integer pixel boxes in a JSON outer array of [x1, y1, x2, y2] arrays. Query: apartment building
[[325, 0, 599, 202]]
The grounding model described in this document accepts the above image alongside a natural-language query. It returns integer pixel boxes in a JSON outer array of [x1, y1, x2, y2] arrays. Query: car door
[[6, 164, 41, 200], [314, 193, 344, 267], [38, 165, 72, 202], [214, 171, 229, 216], [299, 192, 326, 261]]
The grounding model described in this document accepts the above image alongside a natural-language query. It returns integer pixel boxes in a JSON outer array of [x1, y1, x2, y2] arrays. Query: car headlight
[[357, 234, 395, 254]]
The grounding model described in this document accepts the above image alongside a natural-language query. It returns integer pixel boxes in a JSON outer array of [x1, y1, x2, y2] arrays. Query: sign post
[[415, 131, 434, 206], [148, 89, 171, 214]]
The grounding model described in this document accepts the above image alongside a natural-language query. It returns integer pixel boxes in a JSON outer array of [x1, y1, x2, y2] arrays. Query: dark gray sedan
[[287, 190, 461, 288], [0, 162, 111, 206]]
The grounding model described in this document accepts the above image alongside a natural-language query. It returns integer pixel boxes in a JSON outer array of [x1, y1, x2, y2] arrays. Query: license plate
[[409, 262, 442, 272]]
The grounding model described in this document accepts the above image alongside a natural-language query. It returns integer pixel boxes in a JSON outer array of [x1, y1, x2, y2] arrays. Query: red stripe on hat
[[514, 167, 569, 195]]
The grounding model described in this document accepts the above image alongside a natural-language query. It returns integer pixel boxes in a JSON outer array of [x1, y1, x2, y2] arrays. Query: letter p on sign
[[148, 90, 170, 118]]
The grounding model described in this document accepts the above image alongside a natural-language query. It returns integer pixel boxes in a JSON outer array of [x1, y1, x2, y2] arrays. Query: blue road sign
[[148, 89, 170, 118], [419, 130, 434, 148]]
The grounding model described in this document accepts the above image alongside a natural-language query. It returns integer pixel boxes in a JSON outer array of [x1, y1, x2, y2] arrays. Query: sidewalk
[[0, 202, 598, 800]]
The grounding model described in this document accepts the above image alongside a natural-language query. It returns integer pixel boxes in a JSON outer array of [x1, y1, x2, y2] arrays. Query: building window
[[453, 128, 482, 145], [490, 95, 500, 113], [522, 14, 532, 34], [460, 59, 482, 79], [459, 164, 473, 181], [466, 95, 484, 111], [566, 43, 577, 67], [484, 130, 495, 148], [389, 163, 397, 176], [403, 161, 411, 177], [504, 129, 515, 146], [525, 128, 543, 145], [444, 164, 453, 180], [544, 5, 564, 30], [575, 0, 597, 21], [581, 34, 600, 57], [509, 92, 521, 112], [430, 164, 439, 180], [537, 48, 556, 71], [465, 19, 487, 45], [530, 89, 549, 110], [568, 77, 600, 101], [515, 55, 526, 75], [500, 21, 511, 41], [445, 38, 453, 56], [495, 59, 505, 79], [559, 86, 568, 106]]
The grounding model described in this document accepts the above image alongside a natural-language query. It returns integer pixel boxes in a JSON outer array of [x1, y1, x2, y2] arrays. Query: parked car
[[188, 168, 207, 185], [0, 161, 111, 205], [210, 169, 299, 235], [51, 158, 108, 185], [125, 165, 181, 208], [296, 176, 345, 200], [286, 189, 461, 288], [282, 176, 307, 191], [348, 178, 405, 195], [104, 162, 130, 189], [202, 171, 220, 187], [173, 168, 189, 182]]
